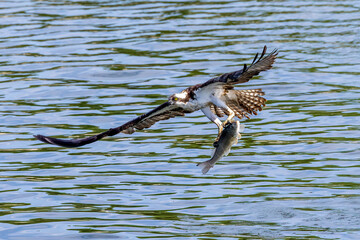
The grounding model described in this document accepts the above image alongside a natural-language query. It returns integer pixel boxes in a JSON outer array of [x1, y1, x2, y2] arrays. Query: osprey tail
[[210, 89, 266, 119]]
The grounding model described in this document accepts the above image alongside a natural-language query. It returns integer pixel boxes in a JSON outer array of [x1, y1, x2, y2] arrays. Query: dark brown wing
[[132, 104, 189, 130], [201, 46, 278, 87], [34, 101, 191, 148]]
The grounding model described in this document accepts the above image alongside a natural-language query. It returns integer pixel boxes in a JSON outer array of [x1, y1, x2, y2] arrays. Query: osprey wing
[[202, 46, 278, 87], [34, 102, 190, 148]]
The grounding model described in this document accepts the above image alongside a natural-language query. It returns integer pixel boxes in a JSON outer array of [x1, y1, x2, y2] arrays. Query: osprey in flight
[[34, 46, 278, 148]]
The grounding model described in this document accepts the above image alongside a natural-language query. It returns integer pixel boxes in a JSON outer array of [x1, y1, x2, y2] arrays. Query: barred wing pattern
[[132, 105, 190, 130]]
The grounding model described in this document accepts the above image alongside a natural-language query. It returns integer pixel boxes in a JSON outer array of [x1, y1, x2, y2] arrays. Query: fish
[[197, 121, 243, 174]]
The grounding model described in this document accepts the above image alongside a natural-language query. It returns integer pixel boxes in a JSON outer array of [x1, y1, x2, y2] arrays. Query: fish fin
[[210, 147, 216, 158], [239, 124, 245, 133], [197, 160, 214, 174], [224, 147, 231, 156], [223, 136, 238, 157]]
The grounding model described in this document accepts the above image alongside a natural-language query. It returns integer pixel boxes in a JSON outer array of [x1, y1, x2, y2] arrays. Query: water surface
[[1, 0, 360, 239]]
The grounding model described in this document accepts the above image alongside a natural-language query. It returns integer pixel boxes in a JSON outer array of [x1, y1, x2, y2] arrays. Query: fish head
[[223, 121, 240, 137], [227, 120, 240, 130]]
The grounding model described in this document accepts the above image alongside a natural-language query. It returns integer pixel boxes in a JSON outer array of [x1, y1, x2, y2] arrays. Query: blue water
[[1, 0, 360, 239]]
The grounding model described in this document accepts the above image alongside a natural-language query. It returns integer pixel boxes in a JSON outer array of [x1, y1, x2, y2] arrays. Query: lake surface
[[1, 0, 360, 239]]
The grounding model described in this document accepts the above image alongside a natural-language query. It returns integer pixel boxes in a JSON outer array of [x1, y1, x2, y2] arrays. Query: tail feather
[[197, 160, 214, 174], [225, 89, 266, 119]]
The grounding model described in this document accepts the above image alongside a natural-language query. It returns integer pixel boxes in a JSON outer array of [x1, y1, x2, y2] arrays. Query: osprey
[[34, 46, 278, 148]]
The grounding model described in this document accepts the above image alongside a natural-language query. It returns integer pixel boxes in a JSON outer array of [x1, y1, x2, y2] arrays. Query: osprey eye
[[174, 97, 178, 101]]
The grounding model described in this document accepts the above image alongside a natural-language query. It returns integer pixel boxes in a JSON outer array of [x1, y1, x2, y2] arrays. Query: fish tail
[[197, 160, 214, 174]]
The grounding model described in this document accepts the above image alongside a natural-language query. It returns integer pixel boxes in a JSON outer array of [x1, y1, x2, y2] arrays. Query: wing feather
[[201, 46, 278, 87], [34, 102, 191, 147], [134, 107, 186, 130]]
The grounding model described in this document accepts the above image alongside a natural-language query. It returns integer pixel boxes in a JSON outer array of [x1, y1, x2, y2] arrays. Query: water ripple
[[1, 0, 360, 239]]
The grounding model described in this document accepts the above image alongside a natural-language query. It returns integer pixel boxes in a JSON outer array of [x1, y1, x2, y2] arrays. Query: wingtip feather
[[260, 45, 267, 60], [34, 134, 53, 145], [34, 134, 84, 148]]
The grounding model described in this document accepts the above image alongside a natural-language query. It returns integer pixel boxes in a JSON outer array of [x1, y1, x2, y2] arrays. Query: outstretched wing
[[201, 46, 278, 87], [34, 102, 191, 148]]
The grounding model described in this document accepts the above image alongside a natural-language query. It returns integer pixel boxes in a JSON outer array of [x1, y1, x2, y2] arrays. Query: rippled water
[[1, 0, 360, 239]]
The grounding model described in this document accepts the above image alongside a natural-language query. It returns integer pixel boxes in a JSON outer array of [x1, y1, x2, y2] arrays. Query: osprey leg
[[201, 106, 224, 142], [223, 109, 235, 126]]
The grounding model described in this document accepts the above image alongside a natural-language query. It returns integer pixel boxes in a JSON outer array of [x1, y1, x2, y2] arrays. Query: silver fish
[[197, 121, 243, 174]]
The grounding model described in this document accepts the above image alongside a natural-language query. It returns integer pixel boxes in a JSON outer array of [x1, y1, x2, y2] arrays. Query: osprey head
[[168, 91, 190, 105]]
